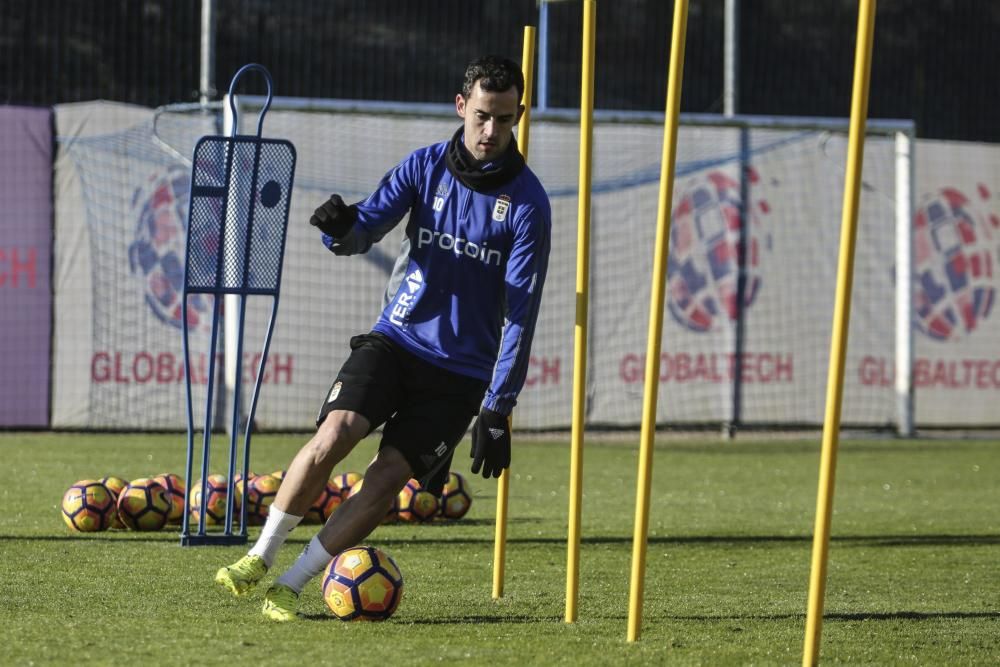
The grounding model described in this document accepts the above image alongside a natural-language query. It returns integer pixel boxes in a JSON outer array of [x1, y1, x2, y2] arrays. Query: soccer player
[[215, 55, 551, 621]]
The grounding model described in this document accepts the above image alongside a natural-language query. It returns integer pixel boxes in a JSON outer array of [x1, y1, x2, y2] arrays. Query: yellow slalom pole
[[517, 26, 536, 159], [565, 0, 596, 624], [626, 0, 689, 643], [491, 424, 511, 599], [803, 1, 877, 665], [493, 25, 536, 600]]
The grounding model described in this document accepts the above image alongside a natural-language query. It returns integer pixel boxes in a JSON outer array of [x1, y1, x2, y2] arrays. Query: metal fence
[[3, 0, 1000, 141]]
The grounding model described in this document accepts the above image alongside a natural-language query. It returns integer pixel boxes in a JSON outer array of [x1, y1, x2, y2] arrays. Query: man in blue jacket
[[215, 55, 551, 621]]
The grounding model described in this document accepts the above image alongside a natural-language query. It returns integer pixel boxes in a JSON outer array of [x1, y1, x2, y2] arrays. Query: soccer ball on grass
[[397, 478, 439, 522], [153, 472, 186, 524], [321, 546, 403, 621], [99, 475, 129, 529], [244, 473, 281, 525], [304, 480, 342, 524], [233, 470, 257, 509], [117, 478, 171, 531], [61, 480, 117, 532], [439, 471, 472, 520], [188, 474, 229, 526], [332, 471, 362, 500]]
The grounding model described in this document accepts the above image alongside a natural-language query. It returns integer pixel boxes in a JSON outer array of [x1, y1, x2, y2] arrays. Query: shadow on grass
[[0, 533, 183, 543], [401, 614, 565, 625], [827, 610, 1000, 621], [663, 610, 1000, 622], [299, 610, 997, 624], [3, 533, 999, 548], [295, 614, 565, 624], [387, 517, 540, 528], [656, 439, 1000, 456], [360, 533, 1000, 548]]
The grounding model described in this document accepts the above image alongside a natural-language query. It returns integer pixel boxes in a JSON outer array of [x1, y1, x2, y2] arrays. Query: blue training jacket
[[321, 137, 551, 415]]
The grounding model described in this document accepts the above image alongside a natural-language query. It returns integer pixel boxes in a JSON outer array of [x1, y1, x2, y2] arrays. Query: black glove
[[470, 408, 511, 479], [309, 194, 357, 238]]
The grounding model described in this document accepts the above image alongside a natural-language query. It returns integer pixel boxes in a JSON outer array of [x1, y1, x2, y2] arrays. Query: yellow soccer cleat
[[262, 583, 299, 622], [214, 554, 268, 596]]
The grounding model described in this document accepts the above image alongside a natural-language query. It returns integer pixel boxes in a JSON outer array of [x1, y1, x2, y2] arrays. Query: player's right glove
[[309, 194, 357, 238], [470, 408, 511, 479]]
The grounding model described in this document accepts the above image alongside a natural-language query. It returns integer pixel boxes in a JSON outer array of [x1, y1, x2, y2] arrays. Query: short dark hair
[[461, 55, 525, 103]]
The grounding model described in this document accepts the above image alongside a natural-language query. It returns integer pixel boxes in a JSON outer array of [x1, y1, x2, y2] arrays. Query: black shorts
[[317, 333, 488, 479]]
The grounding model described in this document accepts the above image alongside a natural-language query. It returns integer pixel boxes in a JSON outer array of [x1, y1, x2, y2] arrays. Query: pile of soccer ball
[[190, 470, 286, 527], [59, 471, 281, 532], [348, 471, 474, 525], [60, 469, 473, 534], [61, 474, 184, 532]]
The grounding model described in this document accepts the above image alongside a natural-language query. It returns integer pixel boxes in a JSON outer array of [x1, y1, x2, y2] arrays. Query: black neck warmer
[[445, 126, 526, 193]]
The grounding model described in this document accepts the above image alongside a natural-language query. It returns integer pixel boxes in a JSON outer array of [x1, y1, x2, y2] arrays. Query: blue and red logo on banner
[[913, 186, 997, 342], [127, 166, 215, 333], [666, 169, 772, 333]]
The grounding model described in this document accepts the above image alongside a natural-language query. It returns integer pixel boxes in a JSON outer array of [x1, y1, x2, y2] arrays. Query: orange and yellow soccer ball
[[322, 546, 403, 621], [100, 475, 129, 529], [439, 471, 472, 520], [117, 478, 171, 531], [347, 478, 397, 524], [189, 474, 229, 526], [397, 478, 439, 523], [233, 471, 257, 510], [304, 480, 342, 524], [61, 480, 117, 532], [153, 472, 186, 524], [332, 471, 362, 500], [244, 473, 281, 525], [100, 475, 128, 497]]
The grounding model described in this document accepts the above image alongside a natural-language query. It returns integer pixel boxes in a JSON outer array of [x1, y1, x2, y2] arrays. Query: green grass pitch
[[1, 431, 997, 665]]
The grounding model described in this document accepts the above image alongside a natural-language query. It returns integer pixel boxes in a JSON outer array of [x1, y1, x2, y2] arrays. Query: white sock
[[276, 535, 334, 593], [248, 507, 302, 568]]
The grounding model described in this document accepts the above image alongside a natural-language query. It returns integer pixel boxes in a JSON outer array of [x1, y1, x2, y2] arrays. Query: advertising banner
[[50, 103, 1000, 429], [0, 106, 53, 427]]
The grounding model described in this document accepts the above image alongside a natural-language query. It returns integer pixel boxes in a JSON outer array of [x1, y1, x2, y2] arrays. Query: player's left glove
[[470, 408, 511, 479]]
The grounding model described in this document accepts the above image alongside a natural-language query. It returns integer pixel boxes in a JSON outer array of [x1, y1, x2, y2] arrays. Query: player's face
[[456, 81, 523, 161]]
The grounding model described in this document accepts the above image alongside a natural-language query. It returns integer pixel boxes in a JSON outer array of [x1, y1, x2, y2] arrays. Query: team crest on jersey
[[435, 181, 449, 197], [327, 381, 342, 403], [493, 194, 511, 222]]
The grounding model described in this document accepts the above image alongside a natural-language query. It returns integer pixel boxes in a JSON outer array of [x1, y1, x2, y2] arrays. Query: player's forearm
[[485, 220, 550, 414], [483, 321, 531, 415], [484, 289, 545, 414]]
